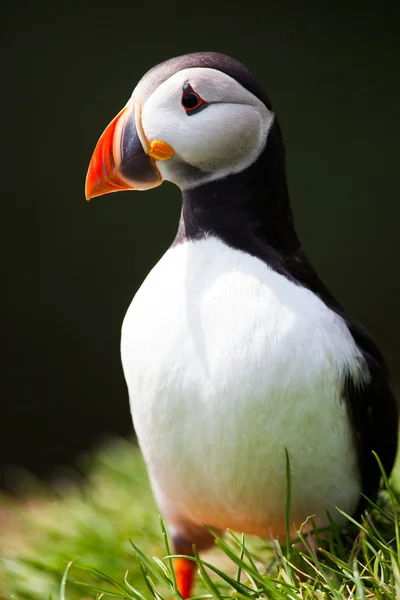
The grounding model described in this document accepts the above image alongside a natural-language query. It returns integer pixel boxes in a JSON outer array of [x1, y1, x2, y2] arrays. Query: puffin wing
[[343, 319, 398, 509], [284, 249, 399, 507]]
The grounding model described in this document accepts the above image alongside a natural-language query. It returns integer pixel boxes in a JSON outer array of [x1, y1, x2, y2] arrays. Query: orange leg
[[174, 557, 196, 599]]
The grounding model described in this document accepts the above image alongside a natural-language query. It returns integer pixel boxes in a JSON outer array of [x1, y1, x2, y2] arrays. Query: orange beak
[[85, 98, 174, 201]]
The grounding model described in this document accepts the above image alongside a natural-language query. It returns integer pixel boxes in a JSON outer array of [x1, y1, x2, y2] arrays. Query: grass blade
[[60, 560, 74, 600]]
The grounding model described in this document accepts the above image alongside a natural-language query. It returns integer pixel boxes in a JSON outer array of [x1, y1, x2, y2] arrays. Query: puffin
[[85, 52, 398, 598]]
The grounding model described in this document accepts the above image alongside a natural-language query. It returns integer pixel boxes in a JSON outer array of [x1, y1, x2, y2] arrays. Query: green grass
[[0, 437, 399, 600]]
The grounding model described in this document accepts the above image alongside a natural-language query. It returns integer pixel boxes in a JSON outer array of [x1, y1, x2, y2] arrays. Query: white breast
[[121, 237, 367, 538]]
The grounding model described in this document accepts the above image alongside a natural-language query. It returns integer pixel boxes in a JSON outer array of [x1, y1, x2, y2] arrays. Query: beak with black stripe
[[85, 98, 174, 200]]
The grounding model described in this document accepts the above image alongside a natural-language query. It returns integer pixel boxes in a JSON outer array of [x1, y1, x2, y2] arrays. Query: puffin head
[[85, 52, 278, 199]]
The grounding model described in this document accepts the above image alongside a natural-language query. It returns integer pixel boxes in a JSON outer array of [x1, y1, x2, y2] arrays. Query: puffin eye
[[181, 82, 207, 115], [182, 91, 200, 109]]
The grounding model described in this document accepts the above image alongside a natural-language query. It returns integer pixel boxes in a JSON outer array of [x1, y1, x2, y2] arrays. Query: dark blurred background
[[2, 1, 399, 486]]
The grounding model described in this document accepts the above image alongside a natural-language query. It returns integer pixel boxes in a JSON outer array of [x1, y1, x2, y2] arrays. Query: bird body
[[122, 236, 364, 539], [85, 51, 398, 597]]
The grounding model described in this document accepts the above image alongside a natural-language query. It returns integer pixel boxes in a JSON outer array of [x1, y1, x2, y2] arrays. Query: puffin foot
[[174, 557, 195, 599], [170, 520, 221, 598]]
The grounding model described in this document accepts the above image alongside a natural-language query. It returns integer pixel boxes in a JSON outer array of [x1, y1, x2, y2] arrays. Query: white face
[[133, 67, 274, 190]]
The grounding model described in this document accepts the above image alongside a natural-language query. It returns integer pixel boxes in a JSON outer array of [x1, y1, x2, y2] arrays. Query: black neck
[[174, 120, 300, 260]]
